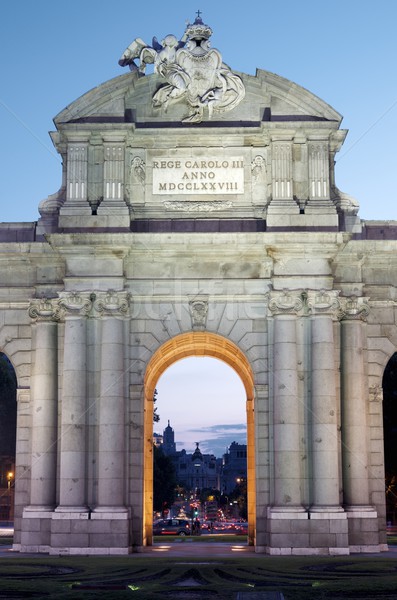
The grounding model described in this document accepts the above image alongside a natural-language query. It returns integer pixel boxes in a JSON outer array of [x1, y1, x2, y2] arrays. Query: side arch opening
[[144, 332, 255, 546], [383, 351, 397, 527], [0, 352, 17, 522]]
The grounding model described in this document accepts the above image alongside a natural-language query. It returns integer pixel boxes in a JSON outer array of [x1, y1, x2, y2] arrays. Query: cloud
[[174, 422, 247, 456]]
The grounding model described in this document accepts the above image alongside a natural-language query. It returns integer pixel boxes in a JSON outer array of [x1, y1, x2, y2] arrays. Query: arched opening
[[144, 332, 255, 546], [153, 357, 247, 535], [0, 352, 17, 523], [383, 352, 397, 526]]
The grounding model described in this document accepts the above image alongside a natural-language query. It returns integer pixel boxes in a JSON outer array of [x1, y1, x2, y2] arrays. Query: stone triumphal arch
[[1, 15, 397, 555]]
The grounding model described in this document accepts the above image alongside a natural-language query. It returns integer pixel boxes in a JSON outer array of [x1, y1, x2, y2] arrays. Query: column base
[[345, 505, 377, 514], [53, 507, 89, 520], [23, 505, 55, 513], [92, 507, 129, 520], [268, 506, 307, 519], [54, 506, 88, 513], [310, 506, 346, 519], [92, 506, 129, 513]]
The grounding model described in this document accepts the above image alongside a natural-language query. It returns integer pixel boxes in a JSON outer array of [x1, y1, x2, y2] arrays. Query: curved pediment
[[54, 67, 342, 127]]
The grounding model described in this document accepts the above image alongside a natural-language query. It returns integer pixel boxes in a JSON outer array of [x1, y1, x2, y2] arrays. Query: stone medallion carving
[[188, 295, 209, 330], [119, 13, 245, 123]]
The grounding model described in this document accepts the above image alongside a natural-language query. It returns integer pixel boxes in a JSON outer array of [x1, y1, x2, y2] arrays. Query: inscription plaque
[[152, 157, 244, 195]]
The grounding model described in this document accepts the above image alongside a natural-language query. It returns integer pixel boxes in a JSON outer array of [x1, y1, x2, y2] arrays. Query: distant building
[[154, 422, 221, 491], [221, 442, 247, 494], [153, 432, 163, 448], [162, 420, 176, 455]]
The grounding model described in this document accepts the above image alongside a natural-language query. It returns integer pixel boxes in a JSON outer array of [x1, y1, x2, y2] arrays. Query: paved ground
[[1, 536, 396, 559]]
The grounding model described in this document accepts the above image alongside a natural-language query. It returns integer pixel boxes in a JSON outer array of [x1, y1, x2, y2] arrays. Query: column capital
[[338, 296, 370, 322], [93, 290, 131, 317], [28, 298, 61, 322], [58, 292, 93, 318], [268, 289, 305, 316], [307, 290, 340, 318]]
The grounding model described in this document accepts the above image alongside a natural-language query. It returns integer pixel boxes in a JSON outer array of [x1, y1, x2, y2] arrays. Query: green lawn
[[0, 537, 395, 599]]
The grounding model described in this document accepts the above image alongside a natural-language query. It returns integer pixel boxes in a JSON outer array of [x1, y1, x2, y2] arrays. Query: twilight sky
[[2, 0, 397, 456]]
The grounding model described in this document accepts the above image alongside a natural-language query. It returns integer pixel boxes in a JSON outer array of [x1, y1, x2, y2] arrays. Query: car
[[153, 518, 191, 536], [233, 522, 248, 534]]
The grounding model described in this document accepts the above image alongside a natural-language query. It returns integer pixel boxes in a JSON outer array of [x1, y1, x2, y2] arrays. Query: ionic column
[[56, 293, 92, 511], [27, 299, 59, 510], [308, 292, 341, 510], [94, 291, 130, 512], [340, 297, 371, 509], [269, 292, 304, 510]]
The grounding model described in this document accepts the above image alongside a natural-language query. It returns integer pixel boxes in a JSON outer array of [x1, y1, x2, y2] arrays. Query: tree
[[0, 353, 17, 456], [153, 444, 176, 512], [229, 478, 248, 520], [153, 388, 160, 423]]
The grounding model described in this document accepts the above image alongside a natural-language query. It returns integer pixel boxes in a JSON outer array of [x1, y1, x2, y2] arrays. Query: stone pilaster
[[93, 291, 130, 513], [26, 299, 60, 509], [339, 297, 372, 509], [307, 291, 342, 511], [97, 139, 129, 221], [339, 296, 378, 551], [268, 291, 305, 511], [56, 292, 92, 511]]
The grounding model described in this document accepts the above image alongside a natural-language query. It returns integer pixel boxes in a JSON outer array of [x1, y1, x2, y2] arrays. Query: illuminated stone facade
[[1, 16, 396, 555]]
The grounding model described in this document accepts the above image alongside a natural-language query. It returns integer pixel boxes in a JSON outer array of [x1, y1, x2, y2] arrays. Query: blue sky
[[2, 1, 397, 456], [156, 357, 246, 457], [2, 0, 397, 223]]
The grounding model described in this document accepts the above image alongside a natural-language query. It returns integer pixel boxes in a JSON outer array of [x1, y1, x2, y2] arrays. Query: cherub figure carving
[[119, 13, 245, 123]]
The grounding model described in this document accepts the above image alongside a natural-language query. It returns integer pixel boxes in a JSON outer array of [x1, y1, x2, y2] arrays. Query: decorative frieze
[[164, 200, 233, 212]]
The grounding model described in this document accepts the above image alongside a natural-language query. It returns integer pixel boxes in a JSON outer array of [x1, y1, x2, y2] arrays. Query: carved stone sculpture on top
[[119, 13, 245, 123]]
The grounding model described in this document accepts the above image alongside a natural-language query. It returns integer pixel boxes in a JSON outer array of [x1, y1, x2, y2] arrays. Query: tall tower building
[[162, 421, 176, 455]]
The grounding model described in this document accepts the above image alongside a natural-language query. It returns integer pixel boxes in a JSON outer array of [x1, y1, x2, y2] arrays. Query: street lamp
[[7, 472, 14, 522]]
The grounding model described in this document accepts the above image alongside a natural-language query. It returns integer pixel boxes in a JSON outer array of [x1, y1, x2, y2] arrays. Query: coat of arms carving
[[119, 13, 245, 123]]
